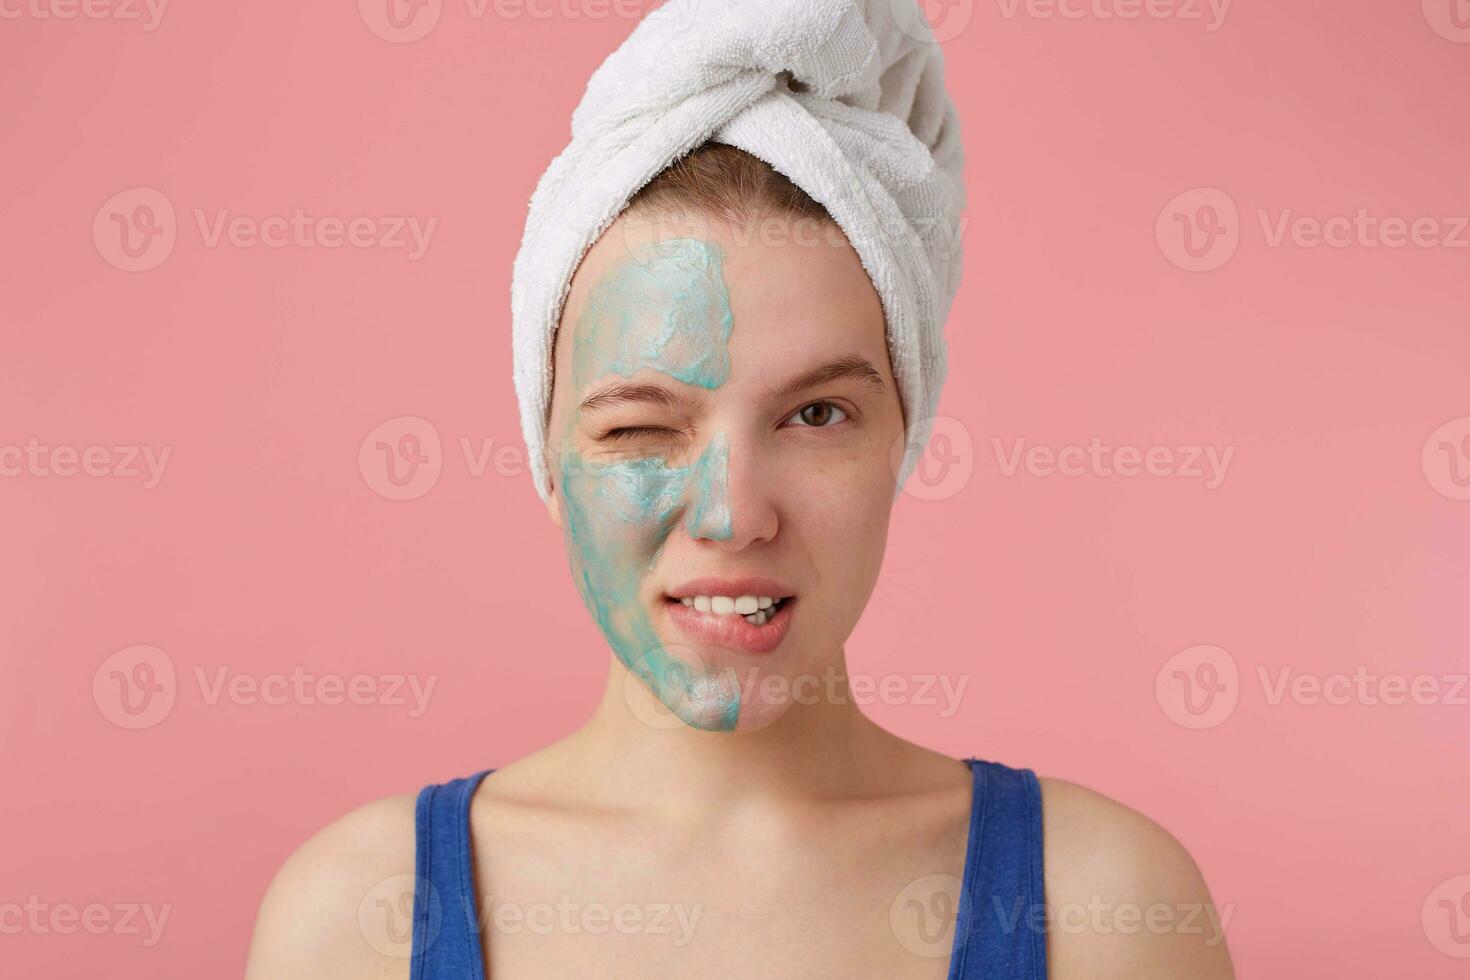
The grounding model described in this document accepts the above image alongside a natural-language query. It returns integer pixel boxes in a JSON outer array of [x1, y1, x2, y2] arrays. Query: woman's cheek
[[788, 445, 888, 531], [560, 454, 679, 596]]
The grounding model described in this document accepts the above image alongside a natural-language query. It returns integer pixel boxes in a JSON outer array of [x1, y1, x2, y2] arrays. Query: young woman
[[247, 1, 1235, 975], [245, 143, 1234, 980]]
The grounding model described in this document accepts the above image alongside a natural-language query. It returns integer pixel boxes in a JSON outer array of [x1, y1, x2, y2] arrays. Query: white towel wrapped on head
[[511, 0, 966, 502]]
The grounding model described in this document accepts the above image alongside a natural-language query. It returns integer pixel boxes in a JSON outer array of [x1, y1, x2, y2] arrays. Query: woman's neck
[[562, 650, 920, 819]]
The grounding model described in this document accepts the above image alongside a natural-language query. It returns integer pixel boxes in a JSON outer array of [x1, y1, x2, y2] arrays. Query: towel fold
[[511, 0, 966, 501]]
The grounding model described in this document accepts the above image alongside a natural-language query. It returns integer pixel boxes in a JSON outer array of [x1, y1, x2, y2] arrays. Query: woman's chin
[[727, 691, 798, 732], [683, 661, 806, 733], [615, 628, 823, 733]]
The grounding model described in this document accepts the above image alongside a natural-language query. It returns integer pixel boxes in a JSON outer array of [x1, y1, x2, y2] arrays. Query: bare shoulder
[[1037, 777, 1236, 980], [244, 792, 419, 980]]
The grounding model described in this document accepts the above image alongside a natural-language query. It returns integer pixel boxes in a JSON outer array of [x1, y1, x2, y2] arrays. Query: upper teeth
[[682, 595, 777, 614]]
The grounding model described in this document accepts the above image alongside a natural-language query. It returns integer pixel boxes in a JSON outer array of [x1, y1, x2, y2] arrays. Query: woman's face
[[544, 210, 904, 732]]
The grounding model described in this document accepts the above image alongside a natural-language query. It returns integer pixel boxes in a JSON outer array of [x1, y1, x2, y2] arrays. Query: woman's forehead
[[570, 237, 733, 394], [553, 211, 888, 403]]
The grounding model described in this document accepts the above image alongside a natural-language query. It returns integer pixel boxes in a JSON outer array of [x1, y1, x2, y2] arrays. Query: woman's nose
[[681, 430, 777, 549]]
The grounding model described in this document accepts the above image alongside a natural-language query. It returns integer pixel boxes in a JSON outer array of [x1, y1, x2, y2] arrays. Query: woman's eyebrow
[[577, 355, 885, 415], [766, 354, 887, 400], [578, 381, 700, 416]]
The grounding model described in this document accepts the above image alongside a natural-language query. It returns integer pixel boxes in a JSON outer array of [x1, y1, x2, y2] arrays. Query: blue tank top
[[409, 756, 1047, 979]]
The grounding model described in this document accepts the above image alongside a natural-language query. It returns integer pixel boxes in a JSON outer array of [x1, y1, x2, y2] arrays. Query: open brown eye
[[789, 402, 849, 428]]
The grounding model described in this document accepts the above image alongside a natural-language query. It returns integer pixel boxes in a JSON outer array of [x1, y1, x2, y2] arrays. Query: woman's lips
[[661, 596, 794, 654]]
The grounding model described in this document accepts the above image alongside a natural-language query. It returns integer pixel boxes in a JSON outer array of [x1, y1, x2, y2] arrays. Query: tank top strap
[[410, 769, 494, 980], [949, 757, 1048, 980]]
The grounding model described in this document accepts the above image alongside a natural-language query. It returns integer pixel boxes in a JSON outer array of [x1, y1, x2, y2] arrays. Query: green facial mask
[[556, 237, 742, 730]]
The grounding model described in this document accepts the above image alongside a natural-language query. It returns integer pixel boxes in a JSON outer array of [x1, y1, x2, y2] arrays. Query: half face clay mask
[[554, 236, 749, 731]]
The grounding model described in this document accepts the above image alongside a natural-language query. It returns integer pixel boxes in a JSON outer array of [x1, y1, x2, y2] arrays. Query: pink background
[[3, 1, 1468, 976]]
